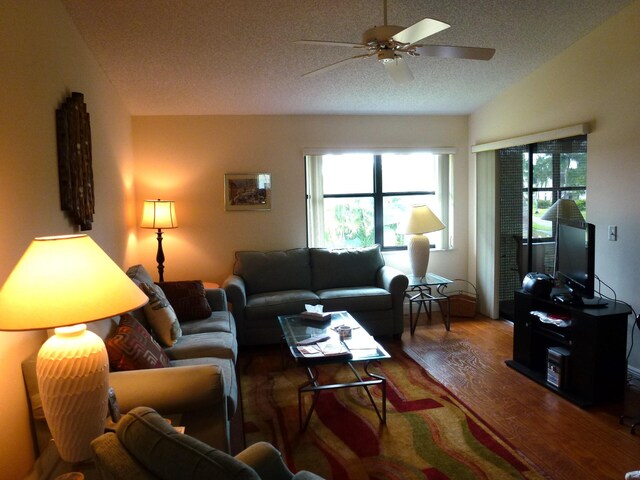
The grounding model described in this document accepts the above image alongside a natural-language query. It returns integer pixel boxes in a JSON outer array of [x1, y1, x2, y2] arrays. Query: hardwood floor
[[399, 313, 640, 480]]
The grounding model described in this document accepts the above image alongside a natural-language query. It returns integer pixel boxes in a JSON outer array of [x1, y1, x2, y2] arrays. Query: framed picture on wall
[[224, 173, 272, 211]]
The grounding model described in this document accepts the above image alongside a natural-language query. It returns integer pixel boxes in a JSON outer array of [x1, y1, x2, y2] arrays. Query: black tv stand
[[507, 289, 631, 406]]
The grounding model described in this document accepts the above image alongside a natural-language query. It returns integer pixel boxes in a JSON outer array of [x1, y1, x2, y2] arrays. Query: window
[[305, 151, 453, 250], [523, 136, 587, 241]]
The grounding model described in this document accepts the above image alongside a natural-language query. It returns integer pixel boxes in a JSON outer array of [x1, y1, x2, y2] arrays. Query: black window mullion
[[373, 155, 383, 245]]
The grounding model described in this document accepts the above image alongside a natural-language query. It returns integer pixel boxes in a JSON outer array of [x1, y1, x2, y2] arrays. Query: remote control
[[296, 334, 330, 346]]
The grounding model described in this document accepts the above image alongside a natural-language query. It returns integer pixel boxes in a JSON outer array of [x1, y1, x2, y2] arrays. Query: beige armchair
[[91, 406, 324, 480]]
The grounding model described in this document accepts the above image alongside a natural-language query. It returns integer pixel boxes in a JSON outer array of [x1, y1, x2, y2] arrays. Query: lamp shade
[[0, 234, 149, 462], [540, 198, 584, 223], [141, 199, 178, 229], [0, 234, 148, 331], [403, 204, 445, 235]]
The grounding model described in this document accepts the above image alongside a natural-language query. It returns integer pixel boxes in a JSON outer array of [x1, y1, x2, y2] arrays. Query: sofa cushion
[[126, 264, 155, 285], [310, 245, 384, 291], [106, 314, 171, 371], [139, 282, 182, 347], [234, 248, 311, 295], [164, 331, 238, 363], [116, 406, 259, 480], [245, 290, 320, 321], [158, 280, 213, 322], [180, 311, 236, 336], [316, 287, 392, 312]]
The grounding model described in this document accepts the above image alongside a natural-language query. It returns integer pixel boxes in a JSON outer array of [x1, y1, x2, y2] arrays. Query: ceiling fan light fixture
[[378, 49, 396, 63]]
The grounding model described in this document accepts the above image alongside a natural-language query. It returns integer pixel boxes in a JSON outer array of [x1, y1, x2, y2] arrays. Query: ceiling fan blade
[[302, 53, 372, 78], [294, 40, 366, 49], [392, 18, 450, 46], [417, 44, 496, 60], [383, 56, 414, 84]]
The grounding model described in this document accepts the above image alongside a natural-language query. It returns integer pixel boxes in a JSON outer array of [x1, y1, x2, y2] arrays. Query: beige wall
[[469, 1, 640, 367], [132, 115, 470, 284], [0, 1, 136, 477]]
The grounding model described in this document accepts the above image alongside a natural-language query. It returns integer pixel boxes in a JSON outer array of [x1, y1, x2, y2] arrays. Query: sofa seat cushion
[[180, 311, 236, 337], [164, 331, 238, 363], [316, 287, 391, 312], [171, 357, 238, 418], [234, 248, 312, 295], [245, 290, 319, 320]]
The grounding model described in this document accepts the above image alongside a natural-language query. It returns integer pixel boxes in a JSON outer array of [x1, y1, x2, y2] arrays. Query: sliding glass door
[[498, 135, 587, 319]]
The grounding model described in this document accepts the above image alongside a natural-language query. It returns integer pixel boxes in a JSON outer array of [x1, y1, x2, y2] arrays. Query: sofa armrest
[[205, 287, 229, 311], [235, 441, 294, 479], [223, 275, 247, 316], [377, 265, 409, 295], [109, 364, 225, 414]]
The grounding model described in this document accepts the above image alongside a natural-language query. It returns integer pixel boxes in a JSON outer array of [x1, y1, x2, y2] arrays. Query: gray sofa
[[22, 264, 241, 457], [223, 245, 409, 346]]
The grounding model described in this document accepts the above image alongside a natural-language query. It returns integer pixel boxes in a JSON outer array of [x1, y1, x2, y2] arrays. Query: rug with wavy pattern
[[241, 343, 546, 480]]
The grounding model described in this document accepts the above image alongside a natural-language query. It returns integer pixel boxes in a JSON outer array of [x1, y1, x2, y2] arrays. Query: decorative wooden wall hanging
[[56, 92, 95, 231]]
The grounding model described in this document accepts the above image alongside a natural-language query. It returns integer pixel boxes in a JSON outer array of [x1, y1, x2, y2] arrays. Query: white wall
[[469, 0, 640, 367], [132, 115, 470, 284], [0, 1, 136, 476]]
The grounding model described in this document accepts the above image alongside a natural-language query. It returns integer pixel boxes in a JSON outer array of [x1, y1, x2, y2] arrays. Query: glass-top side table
[[406, 273, 454, 334]]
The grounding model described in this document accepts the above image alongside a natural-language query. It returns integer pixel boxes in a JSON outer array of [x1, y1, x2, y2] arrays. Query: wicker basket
[[439, 279, 477, 318]]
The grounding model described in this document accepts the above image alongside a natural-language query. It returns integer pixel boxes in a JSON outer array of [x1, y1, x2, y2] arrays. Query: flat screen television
[[554, 220, 605, 307]]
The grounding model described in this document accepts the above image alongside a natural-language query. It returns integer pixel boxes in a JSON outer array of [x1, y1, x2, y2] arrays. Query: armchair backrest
[[91, 406, 260, 480]]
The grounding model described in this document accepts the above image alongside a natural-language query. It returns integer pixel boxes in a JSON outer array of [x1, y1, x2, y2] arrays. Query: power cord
[[594, 274, 639, 363]]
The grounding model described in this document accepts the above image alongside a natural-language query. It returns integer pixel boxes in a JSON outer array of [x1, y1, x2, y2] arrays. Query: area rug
[[240, 343, 547, 480]]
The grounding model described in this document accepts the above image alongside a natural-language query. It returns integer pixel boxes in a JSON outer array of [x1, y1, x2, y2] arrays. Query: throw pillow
[[139, 282, 182, 347], [157, 280, 212, 322], [106, 314, 171, 371]]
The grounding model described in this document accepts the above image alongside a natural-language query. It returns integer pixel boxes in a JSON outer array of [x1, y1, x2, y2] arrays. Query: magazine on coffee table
[[297, 339, 351, 359]]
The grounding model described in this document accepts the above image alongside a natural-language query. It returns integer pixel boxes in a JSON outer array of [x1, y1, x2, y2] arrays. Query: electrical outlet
[[608, 225, 617, 241]]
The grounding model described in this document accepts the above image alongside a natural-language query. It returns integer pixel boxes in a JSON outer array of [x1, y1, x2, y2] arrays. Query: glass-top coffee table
[[278, 311, 390, 431]]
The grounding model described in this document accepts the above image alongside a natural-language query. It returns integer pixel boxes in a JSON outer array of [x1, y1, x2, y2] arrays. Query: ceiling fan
[[294, 0, 495, 84]]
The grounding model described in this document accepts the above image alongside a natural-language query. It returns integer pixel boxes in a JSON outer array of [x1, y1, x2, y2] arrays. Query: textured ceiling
[[62, 0, 633, 115]]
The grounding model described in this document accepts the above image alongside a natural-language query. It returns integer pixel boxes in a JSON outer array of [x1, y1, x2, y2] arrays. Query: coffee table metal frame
[[278, 311, 390, 431], [406, 273, 454, 334]]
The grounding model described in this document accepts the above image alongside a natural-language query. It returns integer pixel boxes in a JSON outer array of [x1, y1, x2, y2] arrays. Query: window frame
[[304, 149, 454, 251]]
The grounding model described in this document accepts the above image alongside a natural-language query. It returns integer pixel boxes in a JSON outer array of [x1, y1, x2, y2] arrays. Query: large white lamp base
[[36, 324, 109, 463], [407, 234, 431, 278]]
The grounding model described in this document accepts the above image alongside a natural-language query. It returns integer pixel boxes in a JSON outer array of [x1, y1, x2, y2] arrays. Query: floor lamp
[[141, 199, 178, 282], [0, 234, 148, 462], [403, 204, 445, 278]]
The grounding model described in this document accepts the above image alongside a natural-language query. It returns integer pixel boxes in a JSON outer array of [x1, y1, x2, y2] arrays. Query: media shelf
[[506, 289, 631, 407]]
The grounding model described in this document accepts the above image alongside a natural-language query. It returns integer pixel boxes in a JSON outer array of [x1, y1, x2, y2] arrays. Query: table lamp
[[540, 198, 584, 223], [0, 234, 148, 462], [141, 199, 178, 282], [403, 204, 445, 278]]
